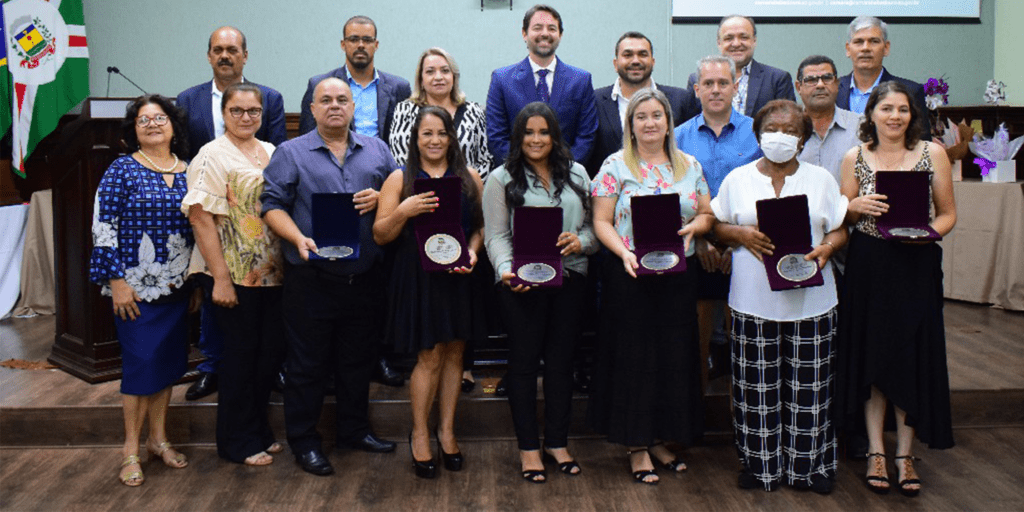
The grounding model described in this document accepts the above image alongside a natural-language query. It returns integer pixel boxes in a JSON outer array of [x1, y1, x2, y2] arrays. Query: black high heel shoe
[[542, 449, 581, 476], [436, 431, 463, 471], [408, 433, 436, 479]]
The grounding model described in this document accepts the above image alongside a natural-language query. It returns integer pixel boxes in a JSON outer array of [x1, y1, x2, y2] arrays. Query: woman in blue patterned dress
[[90, 95, 194, 486]]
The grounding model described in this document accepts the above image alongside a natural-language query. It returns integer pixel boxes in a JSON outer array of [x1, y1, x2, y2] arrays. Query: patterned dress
[[89, 155, 193, 395], [388, 100, 493, 178]]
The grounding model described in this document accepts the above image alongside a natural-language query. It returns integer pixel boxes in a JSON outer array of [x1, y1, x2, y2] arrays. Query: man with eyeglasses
[[686, 15, 795, 118], [836, 16, 930, 136], [298, 15, 411, 145], [796, 55, 862, 185], [176, 26, 287, 401]]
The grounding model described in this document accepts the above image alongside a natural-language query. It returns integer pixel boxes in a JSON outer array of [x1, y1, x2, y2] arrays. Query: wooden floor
[[2, 428, 1023, 511]]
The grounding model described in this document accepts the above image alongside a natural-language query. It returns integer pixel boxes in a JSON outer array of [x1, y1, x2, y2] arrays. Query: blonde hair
[[408, 47, 466, 106], [621, 88, 692, 182]]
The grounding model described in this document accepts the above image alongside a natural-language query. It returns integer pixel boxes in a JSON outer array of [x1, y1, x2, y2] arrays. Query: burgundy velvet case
[[510, 206, 563, 288], [413, 176, 470, 272], [630, 193, 687, 276], [754, 194, 824, 291], [308, 193, 361, 261], [874, 171, 941, 241]]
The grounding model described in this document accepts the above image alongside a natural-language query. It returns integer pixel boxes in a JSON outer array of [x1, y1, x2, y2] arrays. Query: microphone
[[106, 66, 148, 96]]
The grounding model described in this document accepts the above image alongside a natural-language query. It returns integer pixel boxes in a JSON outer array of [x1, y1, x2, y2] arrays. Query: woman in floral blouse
[[181, 83, 285, 467], [586, 88, 715, 485], [90, 95, 194, 486]]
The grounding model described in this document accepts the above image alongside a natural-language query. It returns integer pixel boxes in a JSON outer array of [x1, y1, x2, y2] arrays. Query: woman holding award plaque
[[374, 106, 484, 479], [182, 83, 286, 467], [710, 99, 848, 493], [483, 102, 596, 483], [587, 88, 714, 485], [835, 81, 956, 498]]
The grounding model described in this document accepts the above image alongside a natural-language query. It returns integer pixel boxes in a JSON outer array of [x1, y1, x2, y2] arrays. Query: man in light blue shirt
[[795, 55, 862, 185]]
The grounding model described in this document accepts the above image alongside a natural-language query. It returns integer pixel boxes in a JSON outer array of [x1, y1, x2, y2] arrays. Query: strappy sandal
[[894, 455, 921, 497], [244, 451, 274, 466], [521, 468, 547, 483], [627, 448, 658, 485], [119, 455, 144, 487], [650, 442, 687, 472], [147, 441, 188, 469], [864, 453, 890, 494], [542, 449, 581, 476], [266, 442, 284, 454]]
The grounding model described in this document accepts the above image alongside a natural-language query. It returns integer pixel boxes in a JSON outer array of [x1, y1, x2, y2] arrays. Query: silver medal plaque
[[888, 227, 930, 238], [640, 251, 680, 271], [776, 254, 818, 282], [516, 263, 557, 284], [317, 245, 354, 259], [424, 233, 462, 265]]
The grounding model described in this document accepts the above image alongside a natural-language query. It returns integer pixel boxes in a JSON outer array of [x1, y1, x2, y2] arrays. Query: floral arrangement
[[984, 80, 1006, 105], [970, 123, 1023, 176], [924, 77, 949, 110]]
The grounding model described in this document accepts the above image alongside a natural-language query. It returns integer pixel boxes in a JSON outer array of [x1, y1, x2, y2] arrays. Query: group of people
[[88, 6, 956, 499]]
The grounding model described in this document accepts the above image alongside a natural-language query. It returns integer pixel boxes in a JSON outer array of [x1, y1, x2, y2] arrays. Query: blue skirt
[[115, 300, 189, 395]]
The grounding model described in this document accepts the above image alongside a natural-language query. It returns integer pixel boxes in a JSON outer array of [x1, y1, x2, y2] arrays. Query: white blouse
[[711, 160, 848, 322]]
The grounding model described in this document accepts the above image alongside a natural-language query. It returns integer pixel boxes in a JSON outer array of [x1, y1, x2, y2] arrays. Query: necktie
[[537, 69, 550, 103]]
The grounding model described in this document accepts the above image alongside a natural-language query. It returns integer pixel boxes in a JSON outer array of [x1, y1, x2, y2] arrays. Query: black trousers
[[212, 285, 285, 463], [281, 264, 384, 454], [498, 270, 586, 451]]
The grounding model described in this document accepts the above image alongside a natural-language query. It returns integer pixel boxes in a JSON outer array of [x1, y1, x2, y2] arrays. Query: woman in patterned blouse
[[182, 83, 285, 467], [89, 95, 194, 486]]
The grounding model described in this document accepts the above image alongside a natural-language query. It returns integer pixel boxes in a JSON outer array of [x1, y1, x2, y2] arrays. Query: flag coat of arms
[[2, 0, 88, 176]]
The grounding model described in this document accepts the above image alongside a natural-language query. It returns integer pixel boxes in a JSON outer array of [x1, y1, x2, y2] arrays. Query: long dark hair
[[503, 102, 588, 212], [403, 106, 482, 230], [121, 94, 189, 157], [858, 81, 923, 151]]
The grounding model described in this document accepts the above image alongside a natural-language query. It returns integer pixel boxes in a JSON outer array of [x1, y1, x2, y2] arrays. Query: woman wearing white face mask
[[710, 99, 849, 493]]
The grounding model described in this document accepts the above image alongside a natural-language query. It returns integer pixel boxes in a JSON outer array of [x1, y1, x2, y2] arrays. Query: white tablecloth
[[0, 203, 29, 318]]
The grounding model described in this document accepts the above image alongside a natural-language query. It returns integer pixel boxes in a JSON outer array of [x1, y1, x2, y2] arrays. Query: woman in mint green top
[[586, 88, 715, 485], [483, 102, 596, 483]]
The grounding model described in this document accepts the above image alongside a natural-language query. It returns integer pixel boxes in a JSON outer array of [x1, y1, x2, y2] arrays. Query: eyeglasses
[[800, 73, 836, 86], [227, 107, 263, 118], [344, 36, 376, 45], [136, 114, 169, 126]]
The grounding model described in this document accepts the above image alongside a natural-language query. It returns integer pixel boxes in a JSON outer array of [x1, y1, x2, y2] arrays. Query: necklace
[[137, 149, 179, 173], [877, 150, 908, 171], [232, 140, 262, 166]]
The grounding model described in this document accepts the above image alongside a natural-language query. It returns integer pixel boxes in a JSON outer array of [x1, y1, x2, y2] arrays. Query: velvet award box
[[510, 206, 563, 288], [874, 170, 941, 241], [413, 176, 470, 271], [754, 194, 823, 291], [630, 193, 686, 276], [308, 193, 360, 261]]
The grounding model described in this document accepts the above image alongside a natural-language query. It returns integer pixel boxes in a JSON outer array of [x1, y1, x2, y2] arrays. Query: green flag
[[0, 6, 11, 139], [3, 0, 89, 177]]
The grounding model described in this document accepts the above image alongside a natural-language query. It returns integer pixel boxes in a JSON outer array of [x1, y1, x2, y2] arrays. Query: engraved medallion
[[640, 251, 680, 271], [888, 227, 930, 238], [776, 254, 818, 282], [424, 233, 462, 265], [317, 245, 354, 259], [516, 263, 557, 284]]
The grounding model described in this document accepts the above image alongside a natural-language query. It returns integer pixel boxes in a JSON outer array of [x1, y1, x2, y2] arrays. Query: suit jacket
[[586, 83, 701, 177], [486, 57, 598, 167], [297, 67, 411, 142], [687, 59, 795, 117], [176, 80, 287, 160], [836, 67, 931, 137]]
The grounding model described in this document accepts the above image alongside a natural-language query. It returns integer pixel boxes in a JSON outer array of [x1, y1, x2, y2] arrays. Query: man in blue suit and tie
[[686, 15, 795, 119], [297, 16, 411, 144], [176, 26, 287, 160], [176, 26, 287, 400], [486, 4, 598, 167]]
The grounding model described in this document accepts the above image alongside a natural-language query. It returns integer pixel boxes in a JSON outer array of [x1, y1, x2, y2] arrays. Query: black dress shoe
[[341, 433, 396, 453], [295, 449, 334, 476], [185, 372, 218, 401], [572, 370, 591, 394], [373, 357, 405, 387], [494, 376, 507, 397], [461, 377, 476, 393]]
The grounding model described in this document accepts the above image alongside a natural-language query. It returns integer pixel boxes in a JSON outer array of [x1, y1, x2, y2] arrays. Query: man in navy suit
[[176, 26, 287, 161], [298, 16, 411, 144], [686, 15, 795, 118], [486, 4, 598, 167], [175, 26, 287, 400], [836, 16, 931, 137], [588, 31, 700, 177]]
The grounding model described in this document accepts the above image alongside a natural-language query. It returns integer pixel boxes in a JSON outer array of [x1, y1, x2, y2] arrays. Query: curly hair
[[121, 94, 189, 157], [858, 81, 923, 151], [752, 99, 812, 147]]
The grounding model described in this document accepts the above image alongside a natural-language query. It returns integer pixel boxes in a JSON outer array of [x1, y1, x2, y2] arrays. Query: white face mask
[[760, 131, 800, 163]]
